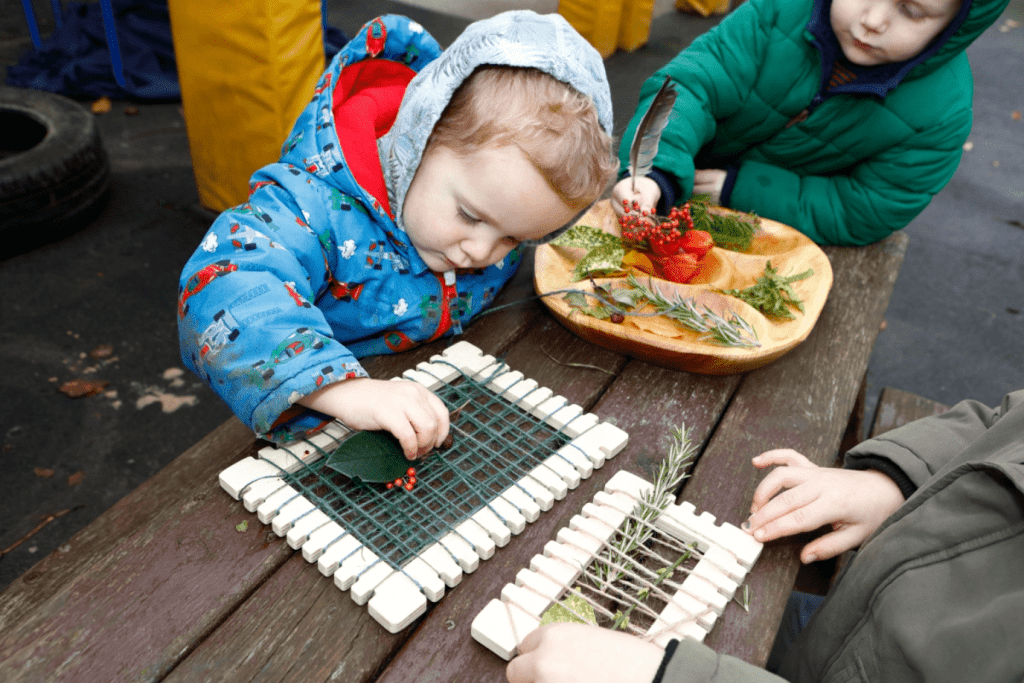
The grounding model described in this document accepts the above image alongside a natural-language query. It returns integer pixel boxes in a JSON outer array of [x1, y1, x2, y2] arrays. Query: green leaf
[[562, 291, 591, 310], [235, 520, 248, 533], [325, 430, 411, 483], [540, 593, 596, 625], [550, 224, 621, 250], [572, 244, 626, 281]]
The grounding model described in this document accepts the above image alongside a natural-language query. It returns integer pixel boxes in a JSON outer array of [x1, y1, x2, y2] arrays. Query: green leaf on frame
[[551, 224, 621, 251], [325, 430, 411, 483], [540, 593, 597, 625], [572, 244, 626, 281]]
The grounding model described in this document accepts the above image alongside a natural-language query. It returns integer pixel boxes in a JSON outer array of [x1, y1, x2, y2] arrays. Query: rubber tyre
[[0, 87, 111, 241]]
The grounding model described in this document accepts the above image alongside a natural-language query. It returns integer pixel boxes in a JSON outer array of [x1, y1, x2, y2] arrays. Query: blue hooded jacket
[[177, 12, 613, 443]]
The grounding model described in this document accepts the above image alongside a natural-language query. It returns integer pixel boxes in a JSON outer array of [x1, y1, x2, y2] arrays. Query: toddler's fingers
[[749, 462, 815, 512], [752, 449, 812, 470], [746, 482, 823, 542], [801, 524, 864, 563], [425, 390, 450, 450]]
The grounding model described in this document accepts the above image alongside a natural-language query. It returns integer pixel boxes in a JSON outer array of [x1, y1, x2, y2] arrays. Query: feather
[[629, 76, 678, 193]]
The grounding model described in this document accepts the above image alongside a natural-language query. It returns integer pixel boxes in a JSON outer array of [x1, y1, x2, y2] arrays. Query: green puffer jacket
[[619, 0, 1010, 245], [654, 389, 1024, 682]]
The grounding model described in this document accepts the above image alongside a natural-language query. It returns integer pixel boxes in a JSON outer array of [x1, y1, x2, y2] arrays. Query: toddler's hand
[[297, 378, 449, 459], [745, 449, 904, 563], [693, 168, 727, 204], [612, 176, 661, 218], [506, 623, 663, 683]]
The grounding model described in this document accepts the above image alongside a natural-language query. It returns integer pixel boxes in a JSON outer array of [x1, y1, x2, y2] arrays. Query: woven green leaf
[[551, 224, 621, 251], [572, 243, 626, 281], [540, 593, 597, 625], [325, 430, 410, 483]]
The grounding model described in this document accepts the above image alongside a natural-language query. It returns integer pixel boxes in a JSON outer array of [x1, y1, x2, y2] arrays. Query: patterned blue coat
[[177, 12, 613, 443]]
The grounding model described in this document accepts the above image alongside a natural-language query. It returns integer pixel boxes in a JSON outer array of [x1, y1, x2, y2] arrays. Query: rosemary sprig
[[627, 274, 761, 348], [718, 261, 813, 320], [594, 424, 697, 586]]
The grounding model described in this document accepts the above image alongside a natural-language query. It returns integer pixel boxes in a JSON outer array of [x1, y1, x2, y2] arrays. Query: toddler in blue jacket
[[177, 12, 616, 456]]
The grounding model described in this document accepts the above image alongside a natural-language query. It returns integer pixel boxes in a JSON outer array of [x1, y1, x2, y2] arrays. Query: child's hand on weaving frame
[[744, 449, 905, 563], [506, 623, 663, 683], [297, 378, 450, 459]]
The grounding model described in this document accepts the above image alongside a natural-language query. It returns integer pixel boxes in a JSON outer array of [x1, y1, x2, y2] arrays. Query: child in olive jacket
[[177, 12, 615, 455], [507, 389, 1024, 683], [613, 0, 1011, 245]]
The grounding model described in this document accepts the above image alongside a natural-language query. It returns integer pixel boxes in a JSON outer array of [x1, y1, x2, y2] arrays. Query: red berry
[[404, 482, 414, 491], [386, 482, 394, 490], [394, 478, 404, 487], [408, 476, 417, 485], [407, 467, 416, 476]]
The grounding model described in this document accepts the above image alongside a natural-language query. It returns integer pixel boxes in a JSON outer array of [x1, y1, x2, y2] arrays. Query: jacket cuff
[[647, 168, 680, 215], [651, 639, 681, 683], [844, 455, 917, 499], [719, 164, 740, 207]]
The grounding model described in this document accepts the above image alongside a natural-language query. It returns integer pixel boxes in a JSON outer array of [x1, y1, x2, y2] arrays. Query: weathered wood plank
[[367, 351, 742, 681], [0, 252, 546, 682], [868, 386, 950, 439], [0, 417, 255, 633], [691, 233, 908, 665], [165, 306, 624, 681], [0, 427, 289, 683]]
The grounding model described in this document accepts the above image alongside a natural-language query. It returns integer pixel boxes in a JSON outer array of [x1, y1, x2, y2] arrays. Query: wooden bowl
[[534, 200, 833, 375]]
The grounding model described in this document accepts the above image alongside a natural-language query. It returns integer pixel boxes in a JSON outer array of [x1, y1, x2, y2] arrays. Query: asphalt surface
[[0, 0, 1021, 593]]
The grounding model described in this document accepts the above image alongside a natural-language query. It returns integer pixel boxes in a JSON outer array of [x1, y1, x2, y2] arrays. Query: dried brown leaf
[[58, 379, 109, 398], [68, 472, 85, 487], [91, 96, 111, 114], [89, 344, 114, 359], [34, 467, 55, 478]]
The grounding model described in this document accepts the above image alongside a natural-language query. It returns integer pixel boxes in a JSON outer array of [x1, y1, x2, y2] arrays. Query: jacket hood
[[377, 10, 614, 233], [806, 0, 1011, 97]]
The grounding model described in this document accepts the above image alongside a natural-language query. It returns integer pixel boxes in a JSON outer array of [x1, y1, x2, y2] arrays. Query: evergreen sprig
[[689, 194, 759, 252], [718, 261, 813, 320]]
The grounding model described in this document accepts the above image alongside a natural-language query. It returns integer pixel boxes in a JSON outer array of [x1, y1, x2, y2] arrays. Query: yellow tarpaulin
[[168, 0, 325, 211]]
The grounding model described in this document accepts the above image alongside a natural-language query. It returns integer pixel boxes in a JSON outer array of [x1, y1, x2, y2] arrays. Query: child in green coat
[[613, 0, 1011, 245]]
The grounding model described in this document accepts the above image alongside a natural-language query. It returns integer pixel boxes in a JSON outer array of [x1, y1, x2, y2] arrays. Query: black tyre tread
[[0, 87, 111, 231]]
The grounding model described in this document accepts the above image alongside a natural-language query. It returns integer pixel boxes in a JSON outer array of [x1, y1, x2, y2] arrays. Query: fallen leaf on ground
[[58, 379, 110, 398], [124, 105, 140, 116], [91, 97, 111, 114], [68, 472, 85, 487], [236, 520, 249, 533], [89, 344, 114, 359], [34, 467, 55, 478], [1013, 111, 1021, 121]]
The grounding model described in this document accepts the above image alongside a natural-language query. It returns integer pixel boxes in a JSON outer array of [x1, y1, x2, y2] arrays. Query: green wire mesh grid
[[274, 362, 577, 572]]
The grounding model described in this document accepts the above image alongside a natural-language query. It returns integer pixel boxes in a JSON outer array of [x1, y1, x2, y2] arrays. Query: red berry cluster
[[619, 200, 695, 256], [386, 467, 419, 491], [618, 200, 714, 284]]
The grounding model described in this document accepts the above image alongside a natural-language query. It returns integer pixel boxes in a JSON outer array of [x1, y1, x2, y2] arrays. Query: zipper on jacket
[[786, 94, 824, 128], [428, 270, 460, 342]]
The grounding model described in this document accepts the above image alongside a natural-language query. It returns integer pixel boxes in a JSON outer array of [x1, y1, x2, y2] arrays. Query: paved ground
[[0, 0, 1021, 593]]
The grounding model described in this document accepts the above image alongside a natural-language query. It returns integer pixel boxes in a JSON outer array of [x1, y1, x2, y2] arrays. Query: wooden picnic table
[[0, 232, 907, 683]]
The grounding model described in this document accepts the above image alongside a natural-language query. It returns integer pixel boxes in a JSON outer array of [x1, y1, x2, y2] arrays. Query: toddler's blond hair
[[427, 65, 617, 212]]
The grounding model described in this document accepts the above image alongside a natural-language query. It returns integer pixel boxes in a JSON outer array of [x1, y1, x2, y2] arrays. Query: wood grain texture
[[0, 419, 290, 683], [0, 232, 908, 682], [691, 233, 908, 664], [868, 387, 950, 439], [370, 354, 743, 683]]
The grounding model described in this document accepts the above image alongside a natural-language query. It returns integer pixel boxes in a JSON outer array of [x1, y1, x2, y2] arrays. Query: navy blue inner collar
[[805, 0, 974, 98]]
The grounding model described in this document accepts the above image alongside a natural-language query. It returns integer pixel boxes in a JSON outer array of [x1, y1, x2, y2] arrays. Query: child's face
[[402, 144, 577, 272], [830, 0, 961, 65]]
